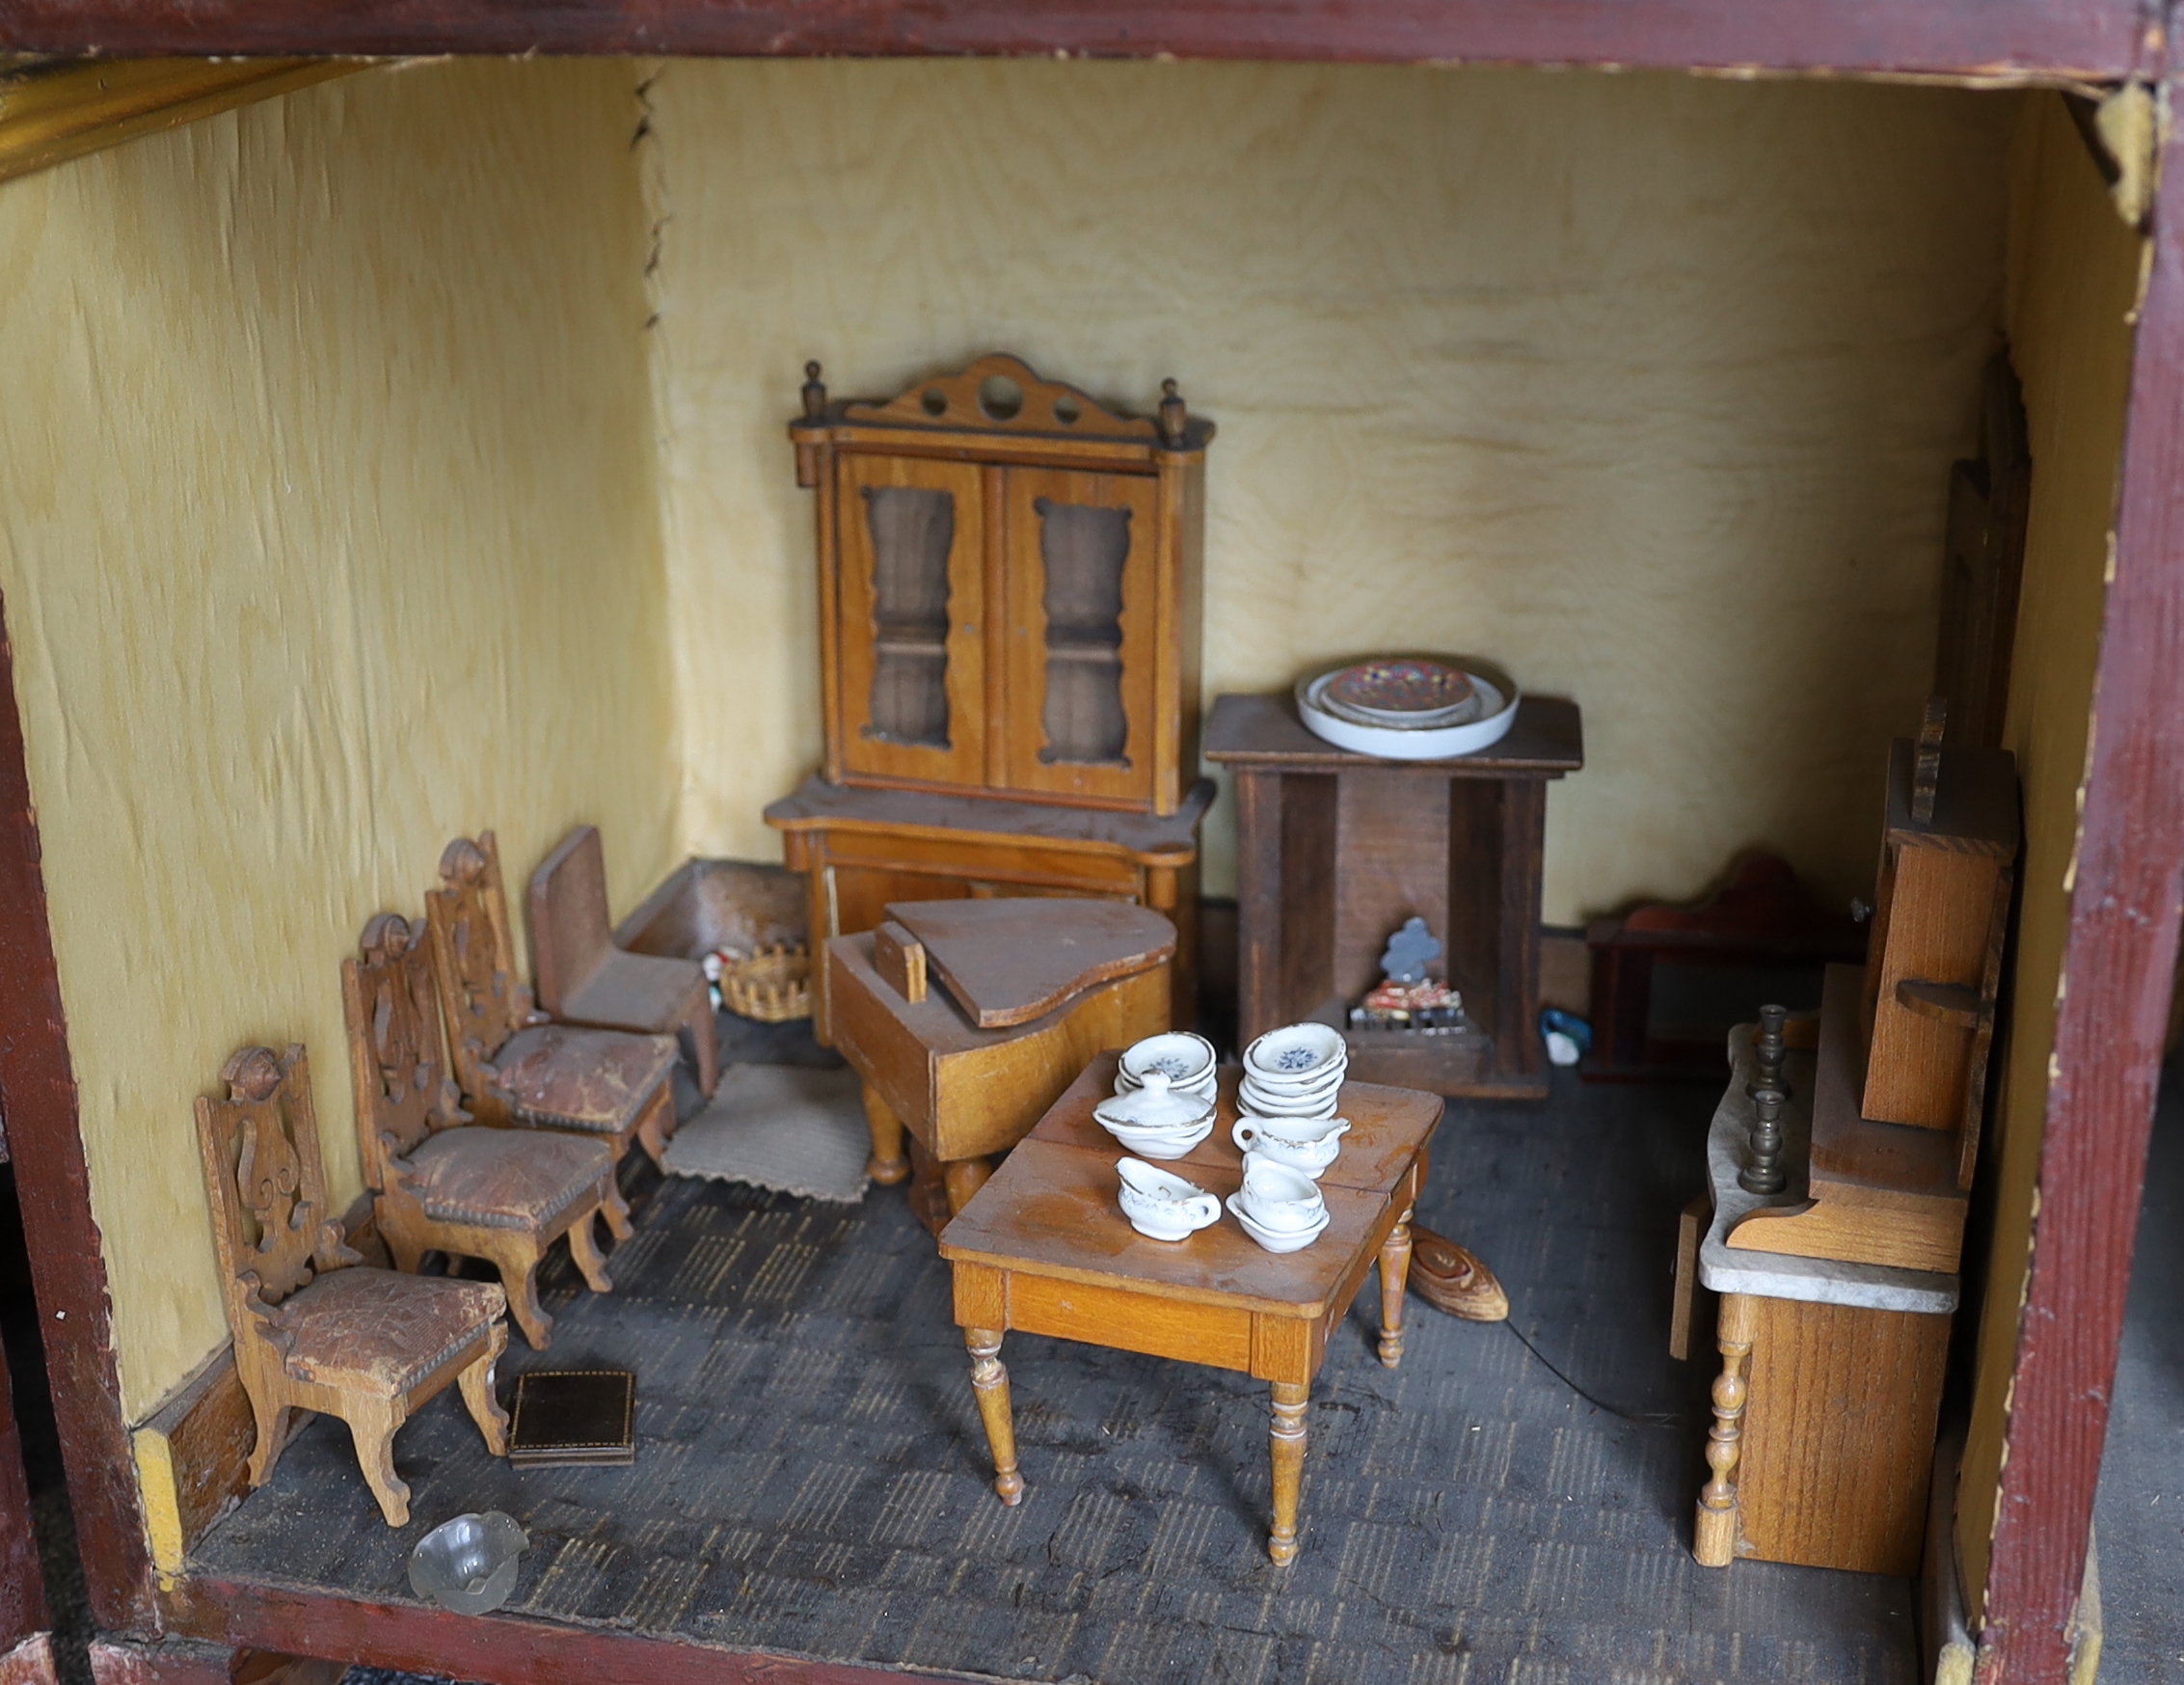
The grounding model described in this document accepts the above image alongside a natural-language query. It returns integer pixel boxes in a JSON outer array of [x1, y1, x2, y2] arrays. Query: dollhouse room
[[0, 12, 2178, 1685]]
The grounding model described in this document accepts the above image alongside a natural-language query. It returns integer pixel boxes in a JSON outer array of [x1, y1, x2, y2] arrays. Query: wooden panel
[[131, 1353, 253, 1573], [1725, 1197, 1961, 1274], [1863, 847, 2004, 1128], [1155, 457, 1205, 818], [10, 6, 2138, 89], [1000, 467, 1161, 805], [889, 898, 1172, 1028], [1738, 1296, 1949, 1577], [1205, 691, 1583, 777], [823, 831, 1142, 892], [1274, 774, 1339, 1032], [1334, 769, 1448, 1002], [1005, 1273, 1254, 1372], [834, 452, 986, 789]]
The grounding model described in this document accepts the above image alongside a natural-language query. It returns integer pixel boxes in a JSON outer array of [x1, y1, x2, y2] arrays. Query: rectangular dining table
[[935, 1052, 1443, 1563]]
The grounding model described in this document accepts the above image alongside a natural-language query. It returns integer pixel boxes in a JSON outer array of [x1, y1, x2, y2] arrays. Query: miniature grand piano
[[1685, 702, 2020, 1578], [1725, 703, 2017, 1276], [825, 897, 1176, 1230]]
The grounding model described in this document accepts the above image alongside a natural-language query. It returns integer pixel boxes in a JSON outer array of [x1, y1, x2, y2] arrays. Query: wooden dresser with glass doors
[[766, 354, 1216, 1037]]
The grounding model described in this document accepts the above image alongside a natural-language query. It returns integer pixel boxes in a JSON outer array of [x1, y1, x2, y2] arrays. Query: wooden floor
[[190, 1065, 1922, 1684]]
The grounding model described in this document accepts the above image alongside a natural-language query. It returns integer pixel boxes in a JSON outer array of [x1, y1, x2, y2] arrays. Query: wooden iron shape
[[195, 1045, 509, 1527], [528, 825, 718, 1098], [342, 911, 624, 1350], [427, 831, 680, 1172]]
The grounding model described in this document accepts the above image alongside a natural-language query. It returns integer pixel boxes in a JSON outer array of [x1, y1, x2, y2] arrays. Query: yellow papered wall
[[0, 58, 677, 1421], [1955, 92, 2142, 1620], [642, 62, 2021, 923]]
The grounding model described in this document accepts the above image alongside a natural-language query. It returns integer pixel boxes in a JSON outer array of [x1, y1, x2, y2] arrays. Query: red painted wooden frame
[[0, 0, 2159, 81], [1970, 103, 2184, 1685], [0, 16, 2171, 1685], [0, 602, 156, 1636], [163, 1576, 967, 1685]]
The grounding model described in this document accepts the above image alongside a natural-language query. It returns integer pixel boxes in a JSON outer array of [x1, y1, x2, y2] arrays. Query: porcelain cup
[[1116, 1157, 1222, 1240], [1237, 1155, 1328, 1233], [1231, 1114, 1349, 1178]]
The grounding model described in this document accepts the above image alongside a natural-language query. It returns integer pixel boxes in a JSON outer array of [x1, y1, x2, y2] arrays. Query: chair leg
[[568, 1206, 614, 1294], [241, 1383, 292, 1488], [636, 1086, 673, 1169], [486, 1238, 554, 1350], [341, 1397, 412, 1527], [688, 998, 719, 1100], [384, 1231, 426, 1276], [602, 1171, 634, 1240], [457, 1323, 510, 1456]]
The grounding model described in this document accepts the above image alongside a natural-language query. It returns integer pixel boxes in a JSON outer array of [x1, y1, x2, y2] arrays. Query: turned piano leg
[[1693, 1291, 1758, 1566], [861, 1082, 909, 1186]]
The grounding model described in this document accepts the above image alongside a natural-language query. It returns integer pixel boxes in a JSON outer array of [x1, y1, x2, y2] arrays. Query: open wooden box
[[0, 14, 2177, 1685]]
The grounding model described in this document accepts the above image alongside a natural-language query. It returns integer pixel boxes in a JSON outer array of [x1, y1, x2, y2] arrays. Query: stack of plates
[[1115, 1031, 1219, 1104], [1239, 1022, 1348, 1121], [1296, 655, 1519, 760]]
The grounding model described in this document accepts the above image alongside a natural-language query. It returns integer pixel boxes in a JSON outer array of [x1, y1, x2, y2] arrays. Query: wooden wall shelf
[[1205, 690, 1581, 1100]]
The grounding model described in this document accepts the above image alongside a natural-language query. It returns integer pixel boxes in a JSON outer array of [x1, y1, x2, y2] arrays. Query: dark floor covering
[[188, 1064, 1925, 1685], [2090, 1050, 2184, 1681]]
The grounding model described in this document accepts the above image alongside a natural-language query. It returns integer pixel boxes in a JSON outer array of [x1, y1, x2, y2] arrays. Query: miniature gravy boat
[[1236, 1155, 1329, 1233], [1230, 1114, 1349, 1178], [1116, 1157, 1222, 1241], [1092, 1072, 1215, 1161]]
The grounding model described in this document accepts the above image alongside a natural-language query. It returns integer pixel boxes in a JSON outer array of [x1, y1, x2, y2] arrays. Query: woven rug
[[662, 1063, 871, 1203]]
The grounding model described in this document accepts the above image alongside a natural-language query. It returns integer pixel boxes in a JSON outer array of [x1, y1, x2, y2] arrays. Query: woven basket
[[720, 942, 812, 1023]]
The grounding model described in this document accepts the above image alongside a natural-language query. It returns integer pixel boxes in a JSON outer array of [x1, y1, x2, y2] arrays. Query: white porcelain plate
[[1296, 655, 1519, 760]]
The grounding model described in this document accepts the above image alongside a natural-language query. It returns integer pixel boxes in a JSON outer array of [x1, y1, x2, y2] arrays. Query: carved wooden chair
[[528, 825, 718, 1099], [343, 912, 626, 1350], [426, 831, 680, 1170], [195, 1044, 510, 1528]]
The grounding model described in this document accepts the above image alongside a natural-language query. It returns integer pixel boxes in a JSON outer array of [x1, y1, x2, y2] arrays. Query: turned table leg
[[1693, 1291, 1758, 1566], [1378, 1203, 1415, 1369], [944, 1155, 994, 1215], [861, 1082, 909, 1185], [1268, 1380, 1309, 1563], [965, 1327, 1024, 1506]]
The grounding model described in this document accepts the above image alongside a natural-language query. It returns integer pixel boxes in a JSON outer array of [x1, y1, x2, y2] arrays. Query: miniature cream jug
[[1230, 1114, 1350, 1178], [1116, 1157, 1222, 1240]]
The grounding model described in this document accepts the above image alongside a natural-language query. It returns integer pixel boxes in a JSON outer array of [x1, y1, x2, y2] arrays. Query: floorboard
[[191, 1065, 1919, 1684]]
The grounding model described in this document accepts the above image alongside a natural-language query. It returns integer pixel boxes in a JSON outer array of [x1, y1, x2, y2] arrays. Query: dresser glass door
[[836, 453, 986, 786]]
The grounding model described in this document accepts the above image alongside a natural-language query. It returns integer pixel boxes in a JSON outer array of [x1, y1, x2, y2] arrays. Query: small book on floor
[[507, 1370, 635, 1467]]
